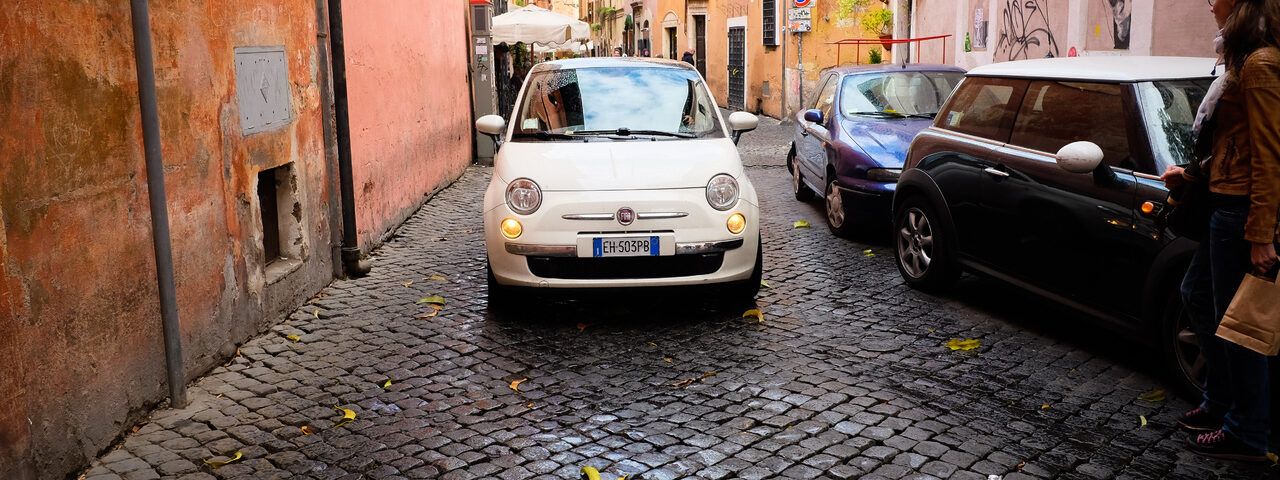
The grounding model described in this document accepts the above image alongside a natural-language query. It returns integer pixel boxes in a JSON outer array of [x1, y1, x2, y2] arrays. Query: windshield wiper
[[905, 112, 937, 119], [571, 128, 695, 138], [511, 131, 578, 140], [848, 111, 907, 118]]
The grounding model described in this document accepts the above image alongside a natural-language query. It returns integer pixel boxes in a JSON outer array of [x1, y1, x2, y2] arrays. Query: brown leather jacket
[[1210, 46, 1280, 244]]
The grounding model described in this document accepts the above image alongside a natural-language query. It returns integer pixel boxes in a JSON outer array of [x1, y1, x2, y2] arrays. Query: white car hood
[[493, 138, 744, 191]]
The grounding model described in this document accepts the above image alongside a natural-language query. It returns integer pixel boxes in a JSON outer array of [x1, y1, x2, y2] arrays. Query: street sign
[[789, 20, 811, 33], [794, 0, 812, 7], [788, 7, 811, 21]]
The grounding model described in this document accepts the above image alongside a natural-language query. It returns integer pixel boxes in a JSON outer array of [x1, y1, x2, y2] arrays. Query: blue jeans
[[1180, 204, 1272, 452]]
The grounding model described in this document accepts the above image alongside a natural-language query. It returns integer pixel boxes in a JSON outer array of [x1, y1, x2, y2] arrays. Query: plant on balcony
[[862, 8, 893, 36]]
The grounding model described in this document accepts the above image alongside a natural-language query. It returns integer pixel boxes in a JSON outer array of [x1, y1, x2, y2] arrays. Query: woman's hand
[[1252, 242, 1279, 275], [1160, 165, 1186, 190]]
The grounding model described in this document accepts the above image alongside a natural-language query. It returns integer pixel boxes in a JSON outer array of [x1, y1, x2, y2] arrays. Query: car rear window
[[936, 77, 1026, 142], [1009, 81, 1134, 169]]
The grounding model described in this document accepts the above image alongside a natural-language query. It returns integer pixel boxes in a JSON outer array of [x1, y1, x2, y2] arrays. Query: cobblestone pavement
[[85, 162, 1278, 479]]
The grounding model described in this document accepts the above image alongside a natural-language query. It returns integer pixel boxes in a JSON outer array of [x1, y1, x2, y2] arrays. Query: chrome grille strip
[[636, 212, 689, 219], [562, 213, 615, 220], [674, 239, 744, 254], [505, 244, 577, 257], [562, 212, 690, 220]]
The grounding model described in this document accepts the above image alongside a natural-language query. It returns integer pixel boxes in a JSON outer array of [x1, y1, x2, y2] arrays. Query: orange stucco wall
[[0, 2, 335, 477], [344, 1, 471, 248]]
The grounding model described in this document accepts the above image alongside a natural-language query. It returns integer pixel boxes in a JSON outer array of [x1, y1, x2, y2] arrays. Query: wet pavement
[[83, 126, 1278, 479]]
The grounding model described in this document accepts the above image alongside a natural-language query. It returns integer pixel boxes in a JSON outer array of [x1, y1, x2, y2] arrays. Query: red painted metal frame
[[827, 34, 952, 66]]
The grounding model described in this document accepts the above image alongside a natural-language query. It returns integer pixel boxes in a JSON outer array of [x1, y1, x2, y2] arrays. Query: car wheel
[[486, 262, 512, 312], [724, 236, 763, 305], [825, 176, 856, 237], [893, 195, 960, 292], [1161, 284, 1206, 398], [790, 148, 814, 202]]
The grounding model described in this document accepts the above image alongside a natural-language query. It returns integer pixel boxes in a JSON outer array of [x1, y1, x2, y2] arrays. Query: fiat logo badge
[[617, 207, 635, 226]]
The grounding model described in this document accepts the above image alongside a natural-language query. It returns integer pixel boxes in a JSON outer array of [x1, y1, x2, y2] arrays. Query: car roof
[[822, 63, 966, 76], [531, 57, 697, 73], [966, 56, 1218, 82]]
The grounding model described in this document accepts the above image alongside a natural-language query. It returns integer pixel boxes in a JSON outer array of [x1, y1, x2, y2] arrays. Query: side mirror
[[803, 109, 824, 124], [1055, 141, 1104, 174], [476, 114, 507, 136], [728, 112, 758, 144]]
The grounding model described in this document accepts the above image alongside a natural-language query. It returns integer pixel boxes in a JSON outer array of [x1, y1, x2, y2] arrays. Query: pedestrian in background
[[681, 48, 695, 66], [1160, 0, 1280, 462]]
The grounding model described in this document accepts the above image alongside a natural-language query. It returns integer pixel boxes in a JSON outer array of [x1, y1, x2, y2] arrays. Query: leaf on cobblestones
[[333, 405, 356, 427], [402, 281, 414, 287], [428, 274, 448, 281], [313, 309, 320, 318], [382, 379, 392, 388], [286, 335, 301, 342], [863, 249, 875, 257], [760, 280, 770, 289], [527, 402, 534, 407], [792, 220, 810, 228], [510, 378, 527, 392], [416, 304, 444, 319], [672, 372, 717, 388], [1137, 390, 1166, 402], [663, 357, 673, 363], [944, 339, 980, 351], [300, 426, 314, 435], [202, 451, 242, 469], [577, 323, 587, 332], [1139, 415, 1147, 427], [1267, 452, 1278, 465], [742, 309, 764, 323], [417, 295, 447, 305], [1040, 404, 1050, 409]]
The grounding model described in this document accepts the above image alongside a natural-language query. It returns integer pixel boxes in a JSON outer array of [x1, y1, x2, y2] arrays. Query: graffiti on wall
[[995, 0, 1061, 61]]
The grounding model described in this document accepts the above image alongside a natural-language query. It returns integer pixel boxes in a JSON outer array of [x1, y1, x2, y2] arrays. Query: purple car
[[789, 63, 966, 236]]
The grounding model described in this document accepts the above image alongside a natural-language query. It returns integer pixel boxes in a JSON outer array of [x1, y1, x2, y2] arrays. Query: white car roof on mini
[[966, 56, 1218, 82]]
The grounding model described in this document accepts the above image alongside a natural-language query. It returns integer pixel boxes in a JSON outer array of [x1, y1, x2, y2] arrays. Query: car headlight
[[505, 178, 542, 215], [706, 174, 739, 211], [866, 168, 902, 182]]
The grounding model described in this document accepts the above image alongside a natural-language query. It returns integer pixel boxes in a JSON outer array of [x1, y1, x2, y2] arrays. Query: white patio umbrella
[[491, 5, 590, 45]]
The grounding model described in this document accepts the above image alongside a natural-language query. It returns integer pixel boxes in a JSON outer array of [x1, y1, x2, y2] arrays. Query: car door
[[923, 77, 1028, 258], [981, 80, 1147, 317], [798, 75, 839, 187]]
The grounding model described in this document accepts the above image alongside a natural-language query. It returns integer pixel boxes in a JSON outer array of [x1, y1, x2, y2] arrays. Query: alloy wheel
[[897, 207, 934, 278], [792, 155, 803, 194], [1170, 302, 1207, 393], [826, 181, 845, 228]]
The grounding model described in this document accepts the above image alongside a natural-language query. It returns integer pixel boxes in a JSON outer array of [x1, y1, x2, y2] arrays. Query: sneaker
[[1178, 407, 1223, 432], [1187, 429, 1268, 462]]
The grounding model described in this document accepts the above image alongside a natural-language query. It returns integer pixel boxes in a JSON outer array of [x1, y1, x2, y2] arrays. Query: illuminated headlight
[[866, 168, 902, 182], [501, 218, 522, 239], [727, 213, 746, 234], [505, 178, 542, 215], [706, 174, 739, 211]]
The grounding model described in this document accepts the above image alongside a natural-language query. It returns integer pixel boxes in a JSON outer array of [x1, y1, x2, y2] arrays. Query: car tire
[[724, 236, 763, 305], [893, 195, 960, 292], [790, 147, 815, 202], [486, 262, 513, 312], [1160, 282, 1206, 399], [824, 176, 857, 237]]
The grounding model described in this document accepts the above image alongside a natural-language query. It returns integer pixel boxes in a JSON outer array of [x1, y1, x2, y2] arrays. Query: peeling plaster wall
[[344, 1, 471, 250], [0, 1, 333, 477]]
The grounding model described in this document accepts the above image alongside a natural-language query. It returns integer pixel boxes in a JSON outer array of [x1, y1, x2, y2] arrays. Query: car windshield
[[512, 66, 723, 140], [840, 71, 966, 117], [1136, 79, 1213, 171]]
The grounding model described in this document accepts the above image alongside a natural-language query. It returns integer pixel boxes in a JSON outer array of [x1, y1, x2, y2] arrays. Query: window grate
[[763, 0, 778, 46]]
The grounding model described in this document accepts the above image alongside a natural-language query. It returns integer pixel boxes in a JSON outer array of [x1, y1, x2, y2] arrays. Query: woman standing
[[1162, 0, 1280, 461]]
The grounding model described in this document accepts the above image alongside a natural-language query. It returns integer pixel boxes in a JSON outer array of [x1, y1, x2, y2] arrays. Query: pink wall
[[344, 1, 472, 248]]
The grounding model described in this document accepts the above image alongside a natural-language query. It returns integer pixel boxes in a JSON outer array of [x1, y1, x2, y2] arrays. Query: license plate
[[593, 236, 659, 257]]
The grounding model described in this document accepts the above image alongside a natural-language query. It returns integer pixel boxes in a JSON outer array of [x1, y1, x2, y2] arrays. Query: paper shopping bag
[[1216, 273, 1280, 356]]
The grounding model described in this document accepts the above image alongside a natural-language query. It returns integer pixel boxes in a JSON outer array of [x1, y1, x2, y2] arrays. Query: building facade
[[0, 1, 470, 478]]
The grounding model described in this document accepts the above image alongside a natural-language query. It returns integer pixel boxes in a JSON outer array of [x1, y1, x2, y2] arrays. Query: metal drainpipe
[[128, 0, 187, 408], [314, 0, 344, 278], [326, 0, 371, 278]]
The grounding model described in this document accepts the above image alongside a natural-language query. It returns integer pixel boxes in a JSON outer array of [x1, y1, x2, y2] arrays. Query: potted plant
[[862, 8, 894, 49]]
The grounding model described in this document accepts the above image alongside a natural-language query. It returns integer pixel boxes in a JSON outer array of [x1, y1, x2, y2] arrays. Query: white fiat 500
[[475, 58, 762, 303]]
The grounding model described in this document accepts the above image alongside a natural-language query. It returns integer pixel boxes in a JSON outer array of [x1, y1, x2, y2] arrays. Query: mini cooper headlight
[[505, 178, 542, 215], [706, 174, 739, 211]]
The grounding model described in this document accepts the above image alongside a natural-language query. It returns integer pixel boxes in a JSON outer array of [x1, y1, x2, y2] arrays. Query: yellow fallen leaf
[[581, 467, 602, 480], [1139, 415, 1147, 427], [742, 309, 764, 323], [203, 451, 243, 469], [577, 323, 587, 332], [428, 274, 448, 281], [648, 342, 658, 347], [863, 249, 875, 257], [382, 379, 392, 388], [286, 335, 301, 342], [760, 280, 771, 289], [402, 281, 414, 287], [417, 295, 446, 305], [333, 405, 356, 427], [1137, 390, 1166, 402], [1267, 452, 1278, 465], [300, 426, 314, 435], [526, 402, 534, 407], [663, 357, 673, 363], [510, 378, 527, 392], [944, 339, 980, 351], [1041, 404, 1050, 409], [313, 309, 319, 318], [793, 220, 810, 228]]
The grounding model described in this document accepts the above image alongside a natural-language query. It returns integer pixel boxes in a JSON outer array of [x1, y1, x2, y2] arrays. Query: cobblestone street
[[84, 125, 1276, 480]]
